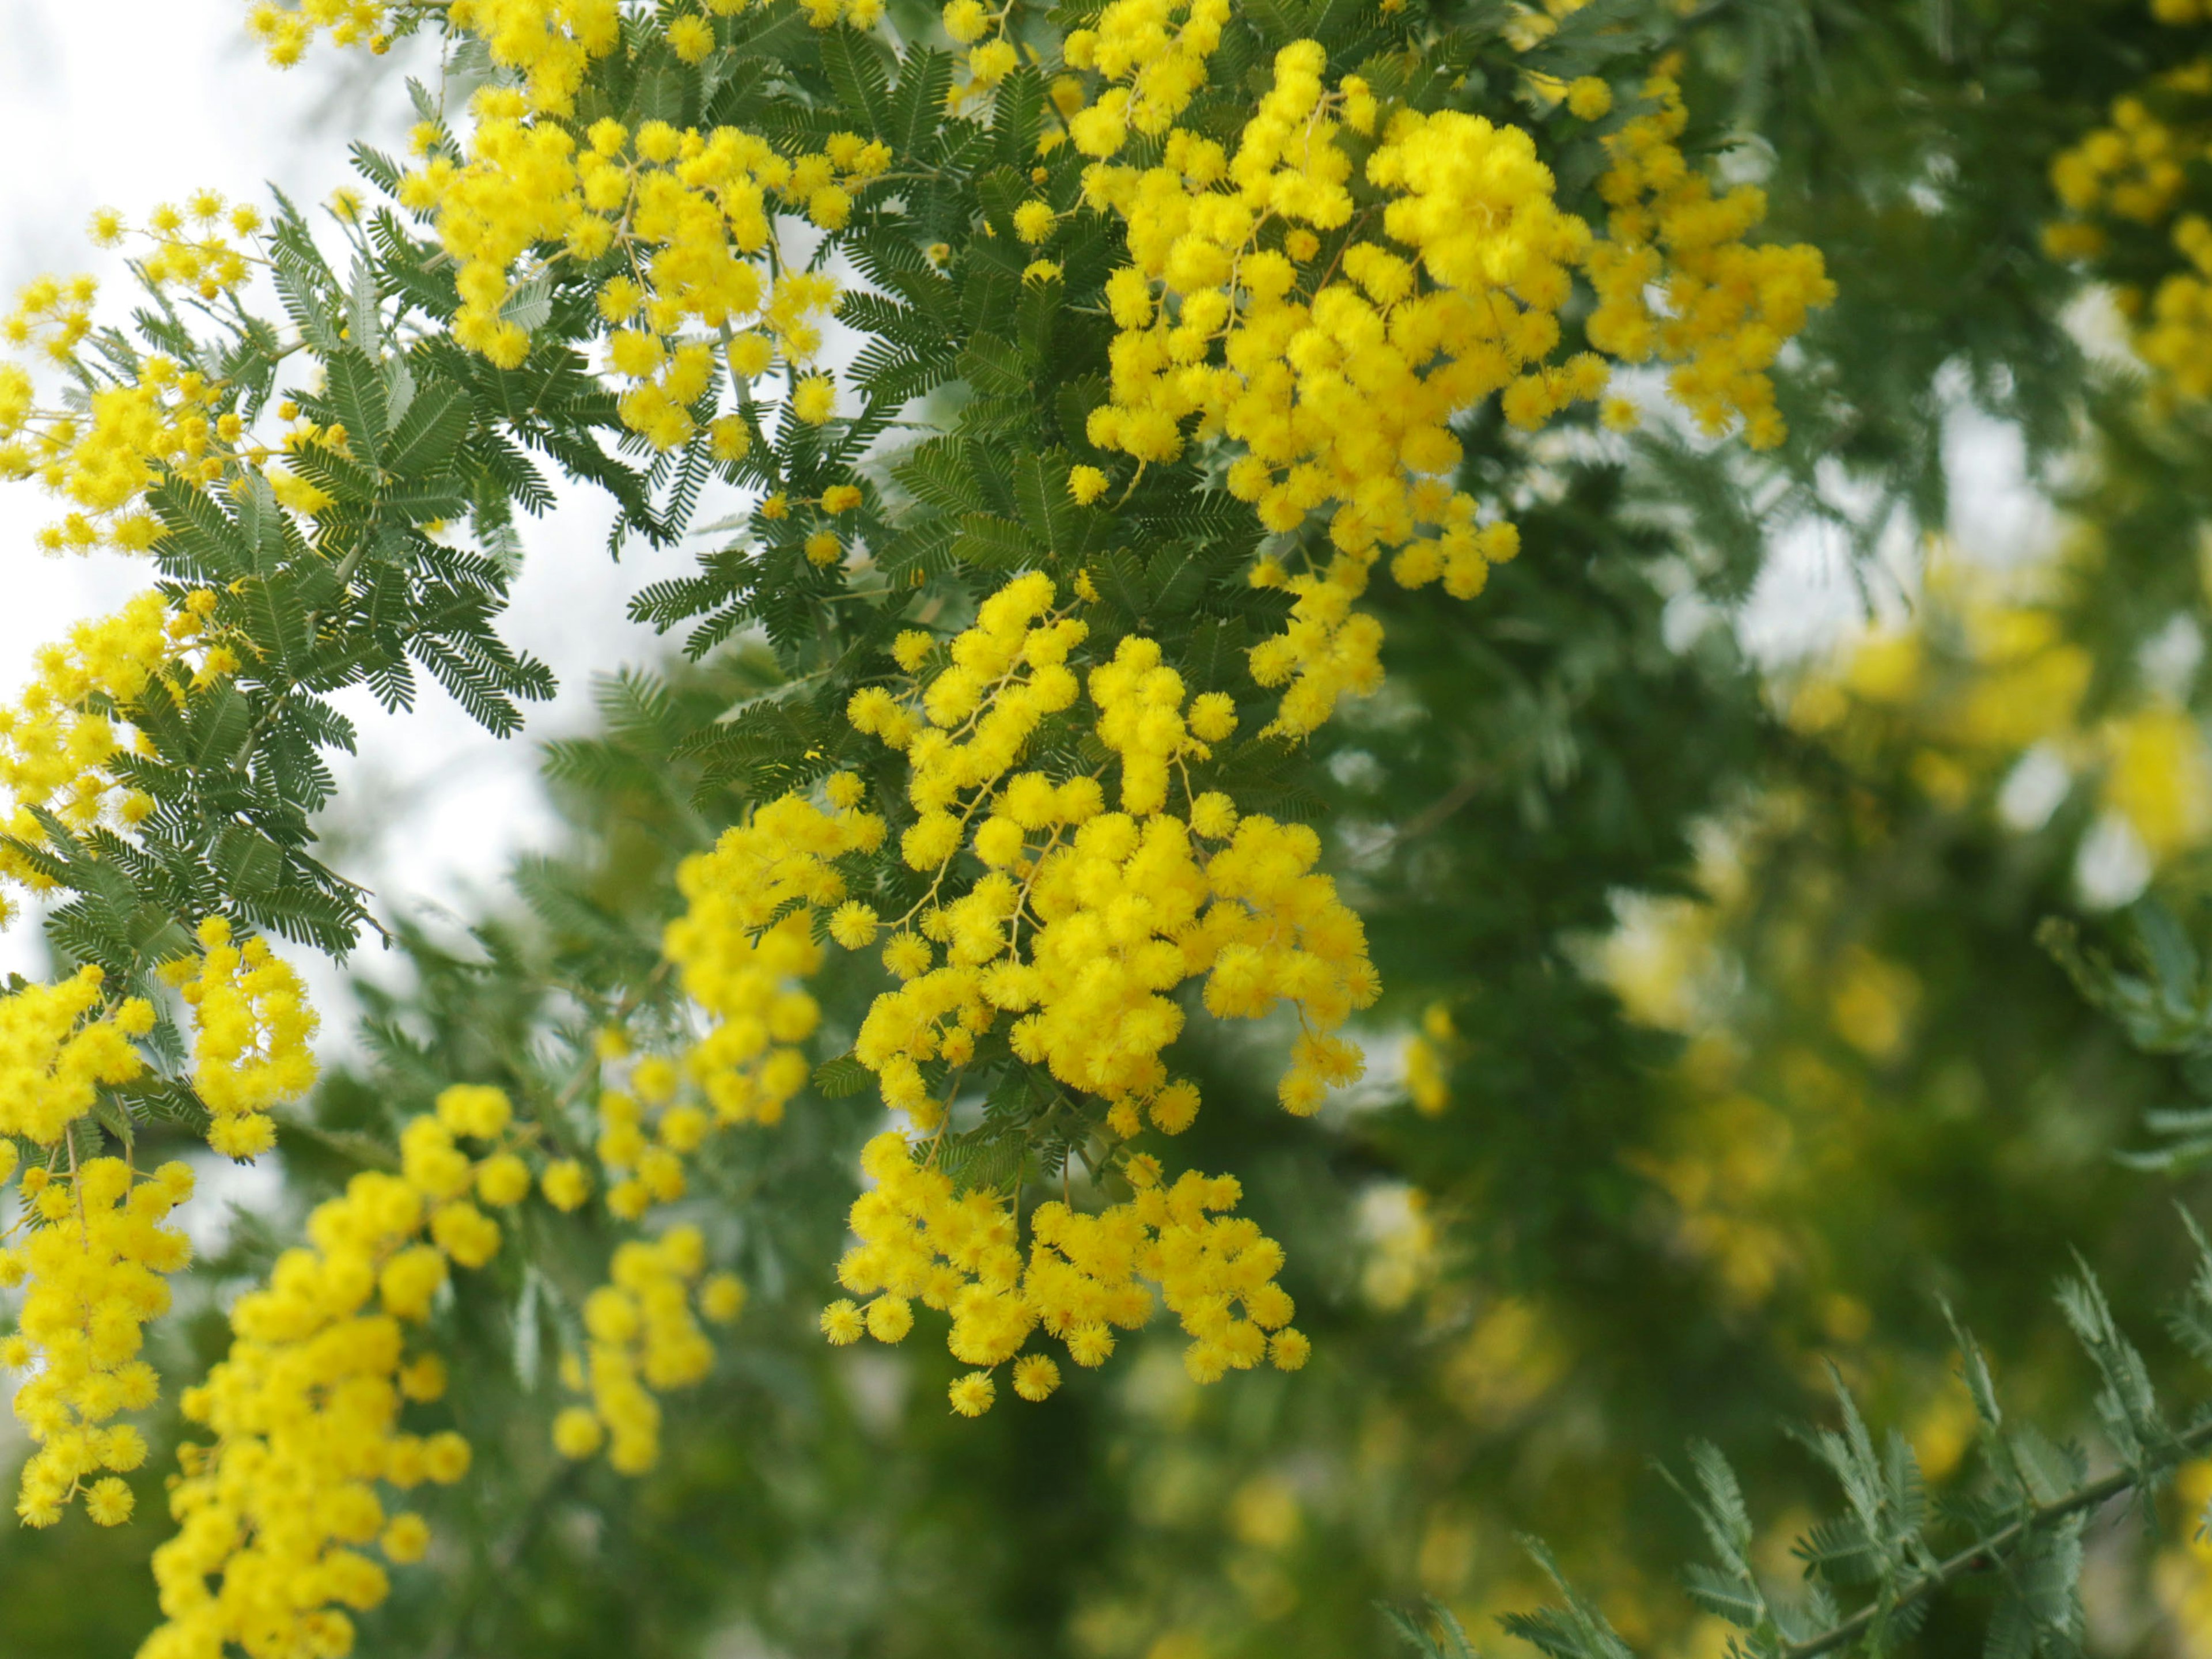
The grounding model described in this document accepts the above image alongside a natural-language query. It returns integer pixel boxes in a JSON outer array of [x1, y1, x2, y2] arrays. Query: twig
[[1784, 1418, 2212, 1659]]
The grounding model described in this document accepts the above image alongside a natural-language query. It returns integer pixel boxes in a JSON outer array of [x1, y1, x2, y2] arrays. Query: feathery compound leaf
[[813, 1054, 873, 1099], [384, 372, 472, 482], [1502, 1540, 1637, 1659]]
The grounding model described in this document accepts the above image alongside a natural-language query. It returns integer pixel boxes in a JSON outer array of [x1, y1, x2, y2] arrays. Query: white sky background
[[0, 2, 707, 1036]]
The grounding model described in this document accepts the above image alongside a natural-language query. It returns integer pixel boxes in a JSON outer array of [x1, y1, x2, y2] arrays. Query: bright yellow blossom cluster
[[1061, 40, 1828, 736], [551, 1226, 745, 1472], [1787, 546, 2212, 876], [0, 967, 153, 1144], [1073, 46, 1581, 735], [664, 791, 884, 1124], [90, 192, 264, 302], [2050, 62, 2211, 234], [400, 88, 871, 448], [1584, 65, 1836, 447], [590, 1061, 700, 1222], [160, 917, 321, 1161], [837, 574, 1377, 1128], [2046, 47, 2212, 398], [246, 0, 397, 63], [630, 571, 1374, 1403], [3, 1158, 191, 1528], [0, 309, 238, 554], [1063, 0, 1232, 150], [538, 794, 880, 1474], [0, 590, 236, 889], [140, 1090, 524, 1659], [823, 1134, 1306, 1410], [941, 0, 1031, 97]]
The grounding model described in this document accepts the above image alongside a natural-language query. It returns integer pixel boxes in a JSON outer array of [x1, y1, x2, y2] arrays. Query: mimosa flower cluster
[[1583, 64, 1836, 448], [399, 90, 874, 453], [1786, 546, 2212, 878], [0, 594, 315, 1525], [0, 591, 221, 896], [838, 573, 1377, 1130], [1059, 39, 1830, 736], [382, 0, 885, 462], [2046, 43, 2212, 398], [4, 1158, 191, 1528], [2, 257, 264, 555], [1402, 1001, 1458, 1119], [141, 1089, 524, 1659], [551, 1226, 746, 1473], [642, 571, 1374, 1404], [664, 793, 884, 1126], [532, 794, 873, 1475], [0, 968, 153, 1145], [0, 972, 166, 1529], [821, 1135, 1307, 1411], [161, 916, 321, 1161]]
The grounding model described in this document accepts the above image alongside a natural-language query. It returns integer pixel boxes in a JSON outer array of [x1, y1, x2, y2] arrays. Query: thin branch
[[1784, 1417, 2212, 1659]]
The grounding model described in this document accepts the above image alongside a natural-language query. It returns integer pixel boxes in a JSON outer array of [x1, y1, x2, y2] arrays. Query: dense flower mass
[[665, 794, 884, 1125], [2044, 3, 2212, 396], [1583, 65, 1835, 447], [1062, 40, 1831, 735], [838, 572, 1378, 1129], [655, 572, 1365, 1404], [551, 1226, 747, 1473], [0, 590, 228, 896], [4, 1158, 192, 1528], [822, 1135, 1308, 1407], [139, 1092, 520, 1659], [0, 968, 153, 1145], [399, 88, 873, 450], [163, 917, 321, 1161]]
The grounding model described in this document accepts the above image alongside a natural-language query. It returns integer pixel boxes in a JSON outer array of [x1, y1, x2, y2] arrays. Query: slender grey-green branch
[[1784, 1416, 2212, 1659]]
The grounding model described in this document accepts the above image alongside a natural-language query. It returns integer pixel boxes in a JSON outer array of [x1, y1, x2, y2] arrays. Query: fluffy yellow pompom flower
[[1013, 200, 1058, 243], [949, 1371, 997, 1416], [1013, 1354, 1062, 1401], [542, 1159, 592, 1210], [381, 1512, 432, 1563], [700, 1273, 748, 1323], [791, 374, 838, 423], [667, 13, 715, 60], [1566, 75, 1612, 118], [84, 1478, 134, 1527], [893, 629, 935, 671], [553, 1406, 605, 1458], [820, 1299, 865, 1344]]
